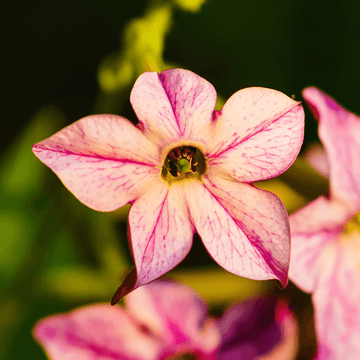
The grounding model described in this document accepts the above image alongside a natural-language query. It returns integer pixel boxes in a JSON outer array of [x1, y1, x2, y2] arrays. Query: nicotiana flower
[[289, 87, 360, 359], [32, 69, 304, 303], [33, 280, 298, 360], [33, 280, 221, 360]]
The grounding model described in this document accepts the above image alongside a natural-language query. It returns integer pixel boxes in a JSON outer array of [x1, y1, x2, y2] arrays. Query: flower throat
[[162, 146, 206, 182]]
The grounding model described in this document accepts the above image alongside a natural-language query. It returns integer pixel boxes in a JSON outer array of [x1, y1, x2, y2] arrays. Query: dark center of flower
[[162, 146, 206, 182]]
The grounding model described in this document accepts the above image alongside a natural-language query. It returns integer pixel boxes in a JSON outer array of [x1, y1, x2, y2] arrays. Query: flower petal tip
[[302, 86, 326, 101], [281, 274, 289, 288], [111, 268, 138, 305]]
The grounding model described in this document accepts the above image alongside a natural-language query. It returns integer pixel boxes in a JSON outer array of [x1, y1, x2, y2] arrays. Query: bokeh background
[[1, 0, 360, 359]]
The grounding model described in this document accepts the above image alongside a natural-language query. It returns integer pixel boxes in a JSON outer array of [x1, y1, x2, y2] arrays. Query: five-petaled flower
[[33, 280, 298, 360], [32, 69, 304, 304], [289, 87, 360, 359]]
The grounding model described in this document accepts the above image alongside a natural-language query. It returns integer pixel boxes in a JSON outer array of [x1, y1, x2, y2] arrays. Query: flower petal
[[218, 296, 298, 360], [289, 196, 349, 235], [33, 304, 161, 360], [130, 71, 181, 146], [206, 88, 303, 181], [185, 175, 290, 286], [130, 69, 217, 149], [158, 69, 217, 143], [209, 102, 304, 182], [32, 115, 161, 211], [125, 281, 220, 358], [289, 231, 337, 294], [303, 87, 360, 207], [289, 197, 349, 293], [112, 181, 194, 303], [312, 238, 360, 359]]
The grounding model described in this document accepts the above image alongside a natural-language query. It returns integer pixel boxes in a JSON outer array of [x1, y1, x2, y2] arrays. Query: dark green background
[[2, 0, 360, 153]]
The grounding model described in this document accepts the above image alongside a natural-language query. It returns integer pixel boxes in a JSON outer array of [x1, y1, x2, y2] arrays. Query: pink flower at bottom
[[33, 281, 298, 360], [33, 281, 220, 360], [32, 69, 304, 303], [289, 87, 360, 359], [218, 296, 298, 360]]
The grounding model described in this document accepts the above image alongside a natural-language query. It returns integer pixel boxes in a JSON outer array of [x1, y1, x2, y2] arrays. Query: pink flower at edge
[[33, 280, 298, 360], [289, 87, 360, 359], [218, 295, 298, 360], [33, 280, 221, 360], [304, 143, 329, 179], [32, 69, 304, 303]]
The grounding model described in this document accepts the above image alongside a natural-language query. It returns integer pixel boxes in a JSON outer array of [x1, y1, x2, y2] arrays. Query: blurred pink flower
[[33, 281, 220, 360], [218, 295, 298, 360], [289, 87, 360, 359], [33, 69, 304, 303], [33, 281, 298, 360], [304, 142, 329, 178]]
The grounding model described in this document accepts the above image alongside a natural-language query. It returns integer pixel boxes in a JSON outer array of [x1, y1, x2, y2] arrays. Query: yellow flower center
[[343, 213, 360, 234], [339, 213, 360, 267]]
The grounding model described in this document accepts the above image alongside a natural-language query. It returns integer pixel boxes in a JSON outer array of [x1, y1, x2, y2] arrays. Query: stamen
[[182, 146, 196, 159], [168, 147, 182, 161], [191, 162, 197, 173], [162, 145, 206, 182]]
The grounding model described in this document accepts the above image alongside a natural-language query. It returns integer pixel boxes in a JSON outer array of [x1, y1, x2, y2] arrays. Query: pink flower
[[33, 280, 221, 360], [218, 296, 298, 360], [289, 87, 360, 359], [33, 280, 298, 360], [32, 69, 304, 303]]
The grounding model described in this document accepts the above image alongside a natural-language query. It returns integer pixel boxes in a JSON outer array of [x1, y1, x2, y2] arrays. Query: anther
[[162, 145, 206, 181]]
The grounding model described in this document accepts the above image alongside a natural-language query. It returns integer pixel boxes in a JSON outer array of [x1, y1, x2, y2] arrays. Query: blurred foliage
[[170, 267, 272, 305], [2, 0, 357, 358], [95, 0, 212, 113]]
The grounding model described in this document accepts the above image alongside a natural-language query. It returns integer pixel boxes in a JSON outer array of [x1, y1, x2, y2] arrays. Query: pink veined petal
[[289, 231, 338, 294], [32, 114, 161, 211], [207, 87, 302, 158], [209, 100, 304, 182], [312, 238, 360, 360], [33, 304, 162, 360], [112, 181, 194, 304], [289, 197, 350, 293], [130, 71, 181, 147], [130, 69, 217, 150], [125, 285, 167, 339], [303, 87, 360, 207], [125, 281, 220, 357], [185, 175, 290, 286], [158, 69, 217, 143], [289, 196, 350, 235]]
